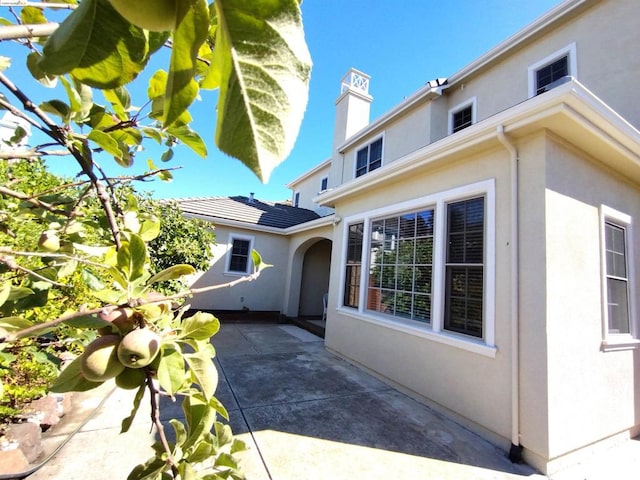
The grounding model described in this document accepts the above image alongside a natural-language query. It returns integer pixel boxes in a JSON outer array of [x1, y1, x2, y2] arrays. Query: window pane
[[604, 221, 630, 335], [229, 239, 250, 272], [444, 196, 485, 338], [364, 208, 434, 324], [344, 223, 364, 308], [608, 278, 630, 334], [536, 56, 568, 94], [452, 105, 473, 133]]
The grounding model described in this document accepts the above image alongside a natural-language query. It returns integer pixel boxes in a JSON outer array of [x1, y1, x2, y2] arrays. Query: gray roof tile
[[175, 196, 321, 229]]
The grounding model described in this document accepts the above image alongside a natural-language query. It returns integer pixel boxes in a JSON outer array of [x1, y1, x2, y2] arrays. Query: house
[[182, 0, 640, 474]]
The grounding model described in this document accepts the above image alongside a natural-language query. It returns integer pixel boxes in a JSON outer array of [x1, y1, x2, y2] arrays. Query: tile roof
[[174, 196, 322, 229]]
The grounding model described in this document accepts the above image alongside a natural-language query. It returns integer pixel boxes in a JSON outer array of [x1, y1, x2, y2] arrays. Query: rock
[[24, 395, 61, 428], [4, 422, 43, 463], [0, 447, 29, 474]]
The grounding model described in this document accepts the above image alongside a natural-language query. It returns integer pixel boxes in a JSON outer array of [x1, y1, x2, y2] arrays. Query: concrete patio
[[24, 323, 639, 479]]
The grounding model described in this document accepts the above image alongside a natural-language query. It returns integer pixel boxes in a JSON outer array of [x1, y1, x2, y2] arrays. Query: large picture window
[[367, 210, 434, 322], [340, 180, 495, 354]]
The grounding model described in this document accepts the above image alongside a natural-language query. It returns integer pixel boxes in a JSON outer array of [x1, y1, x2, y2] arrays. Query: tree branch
[[0, 22, 59, 41], [0, 185, 72, 215]]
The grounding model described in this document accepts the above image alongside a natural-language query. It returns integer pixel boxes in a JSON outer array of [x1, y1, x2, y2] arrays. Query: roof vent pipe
[[248, 192, 254, 203]]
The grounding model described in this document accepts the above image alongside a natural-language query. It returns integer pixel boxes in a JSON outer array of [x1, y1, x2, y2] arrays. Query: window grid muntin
[[344, 223, 364, 308], [605, 221, 631, 334], [452, 105, 473, 133], [229, 238, 251, 273], [535, 56, 568, 95], [444, 197, 485, 338], [356, 137, 383, 178], [366, 209, 434, 323]]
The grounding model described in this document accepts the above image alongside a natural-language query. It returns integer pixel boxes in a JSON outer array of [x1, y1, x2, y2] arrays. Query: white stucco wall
[[325, 144, 516, 447], [189, 225, 289, 312]]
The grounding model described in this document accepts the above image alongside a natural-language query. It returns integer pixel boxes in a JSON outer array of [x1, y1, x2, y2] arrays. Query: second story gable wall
[[340, 102, 433, 182], [439, 0, 640, 141], [289, 162, 333, 214]]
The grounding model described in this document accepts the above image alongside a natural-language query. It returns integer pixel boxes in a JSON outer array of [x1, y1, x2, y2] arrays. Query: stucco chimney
[[333, 69, 372, 150]]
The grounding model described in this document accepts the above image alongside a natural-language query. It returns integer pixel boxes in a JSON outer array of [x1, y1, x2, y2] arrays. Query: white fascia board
[[319, 80, 640, 206], [286, 158, 332, 188]]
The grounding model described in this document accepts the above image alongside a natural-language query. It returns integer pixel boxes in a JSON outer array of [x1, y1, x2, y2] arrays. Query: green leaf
[[157, 346, 186, 396], [212, 0, 312, 182], [166, 124, 207, 158], [138, 216, 161, 242], [180, 311, 219, 340], [40, 99, 71, 123], [0, 282, 11, 307], [163, 0, 209, 127], [7, 286, 34, 301], [251, 249, 272, 272], [38, 0, 150, 89], [26, 52, 57, 88], [104, 86, 131, 121], [49, 356, 103, 393], [170, 419, 188, 446], [0, 316, 33, 332], [20, 6, 47, 25], [121, 383, 146, 433], [126, 456, 166, 480], [185, 351, 217, 401], [148, 264, 196, 286], [117, 234, 147, 281]]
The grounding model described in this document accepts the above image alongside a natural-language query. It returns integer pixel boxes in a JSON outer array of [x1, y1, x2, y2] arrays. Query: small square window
[[227, 235, 254, 274], [452, 106, 473, 133], [535, 56, 568, 95], [528, 43, 576, 98], [448, 98, 476, 135]]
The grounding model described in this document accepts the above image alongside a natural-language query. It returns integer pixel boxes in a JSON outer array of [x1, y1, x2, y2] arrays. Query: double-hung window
[[356, 137, 383, 178], [227, 235, 254, 274], [601, 206, 637, 349], [341, 180, 495, 355]]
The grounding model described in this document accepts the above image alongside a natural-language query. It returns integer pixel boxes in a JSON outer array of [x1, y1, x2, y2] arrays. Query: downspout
[[496, 125, 523, 463]]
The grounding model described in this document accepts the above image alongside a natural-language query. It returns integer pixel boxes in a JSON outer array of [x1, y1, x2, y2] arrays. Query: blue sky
[[5, 0, 562, 202]]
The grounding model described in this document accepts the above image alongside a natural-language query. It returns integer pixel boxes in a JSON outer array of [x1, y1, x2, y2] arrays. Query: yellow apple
[[109, 0, 178, 32]]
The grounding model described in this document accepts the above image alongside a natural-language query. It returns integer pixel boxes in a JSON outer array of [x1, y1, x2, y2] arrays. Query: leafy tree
[[0, 1, 310, 478]]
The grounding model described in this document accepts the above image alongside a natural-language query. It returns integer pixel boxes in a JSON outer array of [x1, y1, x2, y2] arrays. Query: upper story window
[[340, 179, 496, 357], [226, 234, 254, 275], [449, 98, 477, 134], [320, 176, 328, 192], [293, 191, 300, 207], [356, 137, 383, 178], [528, 43, 577, 97], [600, 206, 638, 350]]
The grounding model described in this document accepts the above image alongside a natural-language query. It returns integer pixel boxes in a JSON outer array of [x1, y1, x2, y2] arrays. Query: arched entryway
[[298, 238, 332, 317]]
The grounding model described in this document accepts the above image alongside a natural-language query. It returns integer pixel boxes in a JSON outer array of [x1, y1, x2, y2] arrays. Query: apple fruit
[[117, 328, 161, 368], [98, 307, 137, 334], [109, 0, 178, 32], [38, 231, 60, 252], [81, 335, 125, 382]]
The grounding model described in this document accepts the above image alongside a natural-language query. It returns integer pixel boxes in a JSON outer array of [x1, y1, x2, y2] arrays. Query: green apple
[[81, 335, 125, 382], [109, 0, 178, 32], [117, 328, 161, 368], [38, 231, 60, 252]]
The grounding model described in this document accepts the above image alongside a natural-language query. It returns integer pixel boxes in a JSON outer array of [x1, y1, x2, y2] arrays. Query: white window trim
[[338, 179, 496, 357], [599, 205, 639, 351], [353, 133, 385, 179], [527, 42, 577, 98], [448, 97, 477, 135], [225, 233, 255, 276]]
